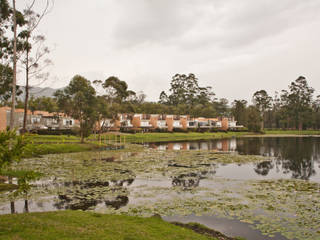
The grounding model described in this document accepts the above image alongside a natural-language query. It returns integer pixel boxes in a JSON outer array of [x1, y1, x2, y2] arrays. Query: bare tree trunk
[[22, 45, 30, 133], [9, 0, 17, 131], [80, 119, 84, 143], [10, 201, 15, 214], [24, 199, 29, 213]]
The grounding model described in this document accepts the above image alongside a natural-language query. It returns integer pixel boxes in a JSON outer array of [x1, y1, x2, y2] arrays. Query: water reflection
[[54, 178, 134, 211], [254, 161, 274, 176], [105, 196, 128, 210], [172, 173, 200, 188], [150, 137, 320, 181], [149, 139, 237, 151]]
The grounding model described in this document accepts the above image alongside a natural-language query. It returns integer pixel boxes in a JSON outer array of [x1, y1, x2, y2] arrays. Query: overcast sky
[[17, 0, 320, 103]]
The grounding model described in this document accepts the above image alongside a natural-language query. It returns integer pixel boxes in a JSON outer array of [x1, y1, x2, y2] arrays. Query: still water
[[1, 137, 320, 240], [148, 137, 320, 182]]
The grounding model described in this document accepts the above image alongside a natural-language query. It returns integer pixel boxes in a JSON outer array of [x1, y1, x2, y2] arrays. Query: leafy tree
[[0, 0, 26, 61], [247, 106, 262, 132], [280, 76, 314, 130], [161, 73, 215, 106], [231, 100, 248, 126], [102, 76, 135, 103], [0, 63, 22, 102], [54, 75, 97, 143], [253, 90, 272, 130], [214, 98, 229, 116], [159, 91, 169, 104], [0, 0, 26, 130], [312, 95, 320, 129], [28, 96, 58, 113], [0, 131, 26, 171]]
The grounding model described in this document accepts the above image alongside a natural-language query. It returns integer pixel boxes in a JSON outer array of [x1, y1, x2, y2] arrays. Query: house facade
[[0, 107, 79, 131], [0, 107, 243, 133], [99, 113, 243, 132]]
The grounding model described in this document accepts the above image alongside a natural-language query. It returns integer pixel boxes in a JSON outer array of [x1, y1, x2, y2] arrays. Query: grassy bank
[[93, 132, 250, 143], [0, 183, 18, 192], [265, 130, 320, 135], [0, 211, 217, 240], [22, 143, 99, 158]]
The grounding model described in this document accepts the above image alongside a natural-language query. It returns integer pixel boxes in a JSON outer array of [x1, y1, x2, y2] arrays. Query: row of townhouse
[[101, 113, 243, 132], [0, 107, 79, 131]]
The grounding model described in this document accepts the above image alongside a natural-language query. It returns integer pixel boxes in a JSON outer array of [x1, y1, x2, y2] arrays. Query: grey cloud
[[17, 0, 320, 102], [112, 0, 211, 48], [112, 0, 320, 51]]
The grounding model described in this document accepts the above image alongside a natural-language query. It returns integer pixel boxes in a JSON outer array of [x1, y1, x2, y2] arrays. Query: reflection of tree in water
[[54, 177, 134, 211], [172, 173, 200, 188], [238, 137, 320, 180], [278, 138, 317, 180], [254, 161, 274, 176], [105, 196, 128, 210], [171, 169, 216, 189]]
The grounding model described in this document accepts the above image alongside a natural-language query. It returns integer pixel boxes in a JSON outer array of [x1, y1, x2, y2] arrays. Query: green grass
[[0, 183, 18, 192], [22, 143, 100, 158], [264, 130, 320, 135], [24, 134, 80, 143], [0, 211, 216, 240], [94, 132, 250, 143]]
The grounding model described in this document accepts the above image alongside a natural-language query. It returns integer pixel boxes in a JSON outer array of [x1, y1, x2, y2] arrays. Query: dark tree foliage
[[28, 96, 58, 113], [0, 63, 21, 102], [253, 90, 272, 130], [0, 0, 26, 61], [0, 130, 26, 170], [231, 100, 248, 126], [247, 106, 262, 132], [250, 76, 318, 131], [162, 73, 215, 105], [158, 73, 219, 117], [102, 76, 135, 103], [280, 76, 314, 130]]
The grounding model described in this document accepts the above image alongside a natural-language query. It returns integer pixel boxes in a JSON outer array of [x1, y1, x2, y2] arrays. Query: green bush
[[0, 130, 27, 170]]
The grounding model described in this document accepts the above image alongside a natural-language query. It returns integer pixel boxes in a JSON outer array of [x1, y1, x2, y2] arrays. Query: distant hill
[[18, 86, 63, 99]]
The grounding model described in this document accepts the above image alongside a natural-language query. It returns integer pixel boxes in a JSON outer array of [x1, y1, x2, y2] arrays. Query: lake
[[0, 137, 319, 240], [147, 137, 320, 182]]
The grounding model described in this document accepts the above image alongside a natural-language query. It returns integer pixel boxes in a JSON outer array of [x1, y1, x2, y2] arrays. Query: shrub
[[0, 131, 26, 170]]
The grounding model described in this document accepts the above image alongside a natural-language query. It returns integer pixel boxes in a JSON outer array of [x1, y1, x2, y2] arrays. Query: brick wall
[[150, 115, 158, 129], [180, 117, 188, 130], [221, 118, 229, 131], [166, 116, 174, 132], [132, 116, 141, 128]]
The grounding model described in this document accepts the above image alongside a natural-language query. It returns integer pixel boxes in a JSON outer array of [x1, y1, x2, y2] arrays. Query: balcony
[[187, 121, 197, 128], [141, 120, 152, 128], [157, 120, 167, 128], [173, 121, 182, 128]]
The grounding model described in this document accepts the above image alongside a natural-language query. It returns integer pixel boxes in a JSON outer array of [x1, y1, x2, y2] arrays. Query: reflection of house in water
[[153, 138, 238, 152]]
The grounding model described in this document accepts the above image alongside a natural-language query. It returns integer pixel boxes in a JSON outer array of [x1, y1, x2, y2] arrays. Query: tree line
[[1, 1, 319, 138], [3, 72, 319, 141]]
